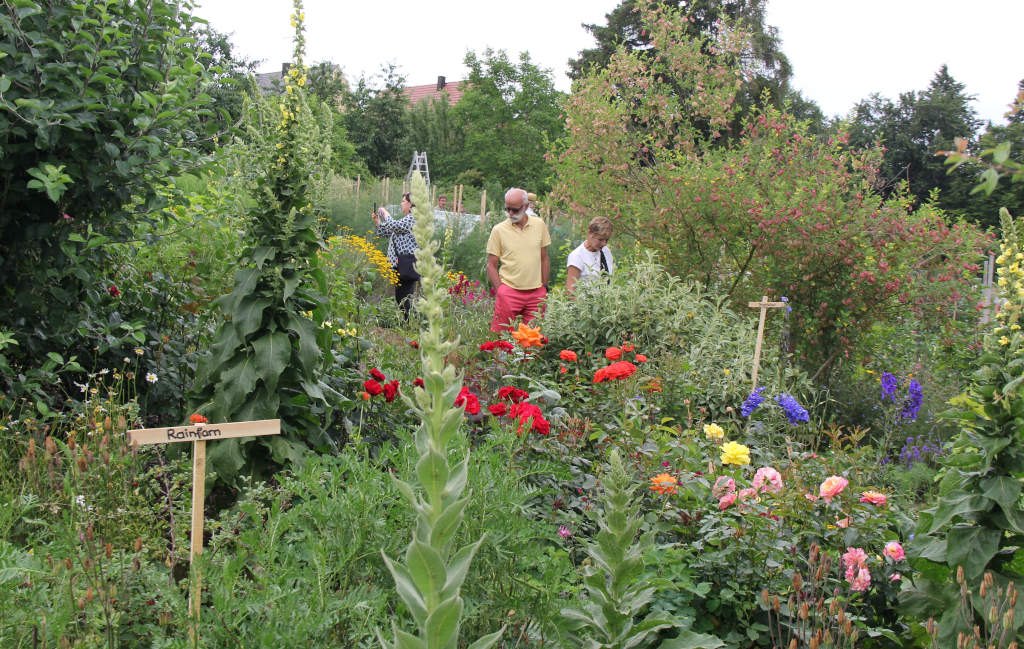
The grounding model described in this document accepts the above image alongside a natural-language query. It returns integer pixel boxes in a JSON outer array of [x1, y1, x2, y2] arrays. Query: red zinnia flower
[[498, 386, 529, 402], [622, 343, 635, 352], [593, 361, 638, 383], [488, 403, 507, 416], [413, 377, 424, 388], [605, 346, 622, 361], [189, 413, 208, 424], [108, 285, 120, 297], [364, 379, 384, 396], [382, 380, 399, 403], [559, 350, 578, 362], [635, 354, 647, 363], [559, 365, 567, 374], [370, 368, 387, 382], [454, 386, 480, 415]]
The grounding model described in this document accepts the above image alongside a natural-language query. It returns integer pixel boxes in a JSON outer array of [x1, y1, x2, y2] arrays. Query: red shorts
[[490, 284, 547, 332]]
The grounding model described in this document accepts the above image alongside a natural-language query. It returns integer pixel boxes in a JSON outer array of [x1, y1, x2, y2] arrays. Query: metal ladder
[[407, 151, 430, 186]]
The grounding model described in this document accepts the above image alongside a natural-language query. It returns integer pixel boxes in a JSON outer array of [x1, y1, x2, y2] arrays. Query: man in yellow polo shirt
[[486, 187, 551, 332]]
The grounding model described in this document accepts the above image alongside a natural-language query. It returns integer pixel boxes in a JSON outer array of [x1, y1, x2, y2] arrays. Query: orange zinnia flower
[[511, 322, 544, 348], [650, 473, 678, 495], [189, 413, 208, 424]]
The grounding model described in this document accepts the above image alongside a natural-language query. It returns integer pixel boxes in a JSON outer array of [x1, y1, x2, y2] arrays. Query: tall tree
[[341, 63, 409, 177], [848, 66, 985, 223], [0, 0, 218, 355], [450, 49, 565, 193], [569, 0, 793, 118]]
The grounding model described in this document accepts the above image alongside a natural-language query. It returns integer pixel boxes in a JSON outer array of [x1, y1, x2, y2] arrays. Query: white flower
[[98, 368, 109, 375], [123, 357, 131, 364], [145, 373, 158, 384], [74, 381, 87, 393], [134, 348, 144, 356]]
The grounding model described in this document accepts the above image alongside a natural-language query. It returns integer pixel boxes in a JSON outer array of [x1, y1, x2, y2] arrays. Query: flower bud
[[134, 537, 143, 552], [989, 605, 999, 624], [77, 597, 85, 610], [67, 433, 75, 451], [85, 586, 94, 603], [761, 589, 770, 607], [1004, 608, 1014, 630], [799, 601, 809, 620], [956, 565, 965, 584], [792, 572, 803, 591]]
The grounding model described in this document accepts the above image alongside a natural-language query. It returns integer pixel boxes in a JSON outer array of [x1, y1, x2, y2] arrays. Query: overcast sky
[[196, 0, 1024, 126]]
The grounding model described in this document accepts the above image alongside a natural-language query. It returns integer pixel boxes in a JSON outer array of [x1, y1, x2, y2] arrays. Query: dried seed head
[[761, 589, 770, 607], [86, 524, 93, 542], [85, 586, 94, 603], [76, 456, 87, 472], [104, 543, 112, 559], [844, 619, 852, 635], [829, 598, 839, 615], [82, 557, 92, 571], [837, 609, 846, 625], [793, 572, 803, 591], [101, 450, 110, 466], [799, 601, 809, 620], [134, 537, 143, 553], [772, 595, 780, 612], [67, 432, 76, 451], [45, 437, 57, 456], [809, 637, 819, 649], [64, 558, 72, 571], [27, 438, 36, 458], [133, 558, 140, 571], [789, 639, 797, 649], [809, 543, 819, 564], [102, 417, 112, 433], [815, 563, 824, 582], [980, 581, 987, 598], [117, 415, 126, 431], [77, 596, 85, 610], [983, 572, 994, 590]]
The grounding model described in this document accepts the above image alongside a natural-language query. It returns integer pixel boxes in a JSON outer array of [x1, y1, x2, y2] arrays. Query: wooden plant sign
[[747, 295, 786, 390], [127, 418, 280, 635]]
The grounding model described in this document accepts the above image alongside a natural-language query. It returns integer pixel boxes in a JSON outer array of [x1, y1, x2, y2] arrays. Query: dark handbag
[[396, 253, 420, 282]]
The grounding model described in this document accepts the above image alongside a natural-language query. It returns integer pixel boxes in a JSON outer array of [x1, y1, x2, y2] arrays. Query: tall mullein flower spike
[[377, 172, 504, 649]]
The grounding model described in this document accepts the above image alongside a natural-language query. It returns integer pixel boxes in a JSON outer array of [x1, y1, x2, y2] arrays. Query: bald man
[[485, 187, 551, 332]]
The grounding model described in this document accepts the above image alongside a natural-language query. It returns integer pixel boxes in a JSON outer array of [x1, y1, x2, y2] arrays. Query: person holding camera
[[372, 192, 420, 320]]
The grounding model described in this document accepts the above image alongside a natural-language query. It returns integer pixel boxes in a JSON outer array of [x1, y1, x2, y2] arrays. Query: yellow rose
[[703, 423, 725, 440], [720, 441, 751, 466]]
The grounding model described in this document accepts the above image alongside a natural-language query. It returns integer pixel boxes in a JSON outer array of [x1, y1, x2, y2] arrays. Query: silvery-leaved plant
[[377, 172, 503, 649]]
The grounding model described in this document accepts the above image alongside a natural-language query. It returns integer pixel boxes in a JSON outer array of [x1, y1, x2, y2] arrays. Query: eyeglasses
[[505, 205, 524, 214]]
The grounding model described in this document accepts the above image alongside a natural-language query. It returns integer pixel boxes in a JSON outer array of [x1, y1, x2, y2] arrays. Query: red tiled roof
[[403, 81, 464, 106]]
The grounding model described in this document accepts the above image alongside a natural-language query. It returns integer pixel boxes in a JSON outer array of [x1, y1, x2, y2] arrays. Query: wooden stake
[[189, 439, 206, 636], [354, 174, 361, 220], [747, 296, 786, 390], [480, 189, 487, 224]]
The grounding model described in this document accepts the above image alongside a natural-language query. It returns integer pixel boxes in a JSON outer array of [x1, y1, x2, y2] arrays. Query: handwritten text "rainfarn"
[[166, 427, 222, 441]]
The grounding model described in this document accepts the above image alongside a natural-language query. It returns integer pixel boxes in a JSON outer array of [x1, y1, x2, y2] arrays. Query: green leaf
[[946, 526, 1001, 579], [252, 332, 291, 394], [213, 354, 259, 415], [442, 538, 483, 601], [659, 630, 725, 649], [981, 475, 1021, 510], [416, 450, 449, 499], [465, 627, 505, 649], [928, 492, 987, 533], [233, 296, 271, 339], [424, 595, 462, 649], [406, 540, 446, 604], [993, 141, 1011, 165], [382, 553, 428, 626], [0, 76, 10, 94]]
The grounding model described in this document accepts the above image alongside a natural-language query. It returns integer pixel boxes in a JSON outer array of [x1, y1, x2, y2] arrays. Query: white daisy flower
[[145, 373, 158, 384]]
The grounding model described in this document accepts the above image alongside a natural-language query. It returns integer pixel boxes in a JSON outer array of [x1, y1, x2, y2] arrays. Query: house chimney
[[437, 75, 446, 91]]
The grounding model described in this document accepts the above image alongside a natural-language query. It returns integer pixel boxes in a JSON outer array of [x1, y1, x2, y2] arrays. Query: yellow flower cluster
[[331, 235, 399, 286], [992, 214, 1024, 355], [720, 440, 751, 465]]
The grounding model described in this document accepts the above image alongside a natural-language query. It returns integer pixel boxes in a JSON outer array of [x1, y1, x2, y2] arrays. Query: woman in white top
[[565, 216, 614, 294]]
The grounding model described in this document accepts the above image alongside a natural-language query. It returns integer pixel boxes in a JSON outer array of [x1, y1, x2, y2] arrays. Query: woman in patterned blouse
[[372, 192, 420, 319]]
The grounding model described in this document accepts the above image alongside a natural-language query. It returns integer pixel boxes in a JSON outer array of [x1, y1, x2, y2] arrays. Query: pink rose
[[752, 467, 783, 494], [819, 475, 849, 503], [804, 492, 818, 502], [712, 476, 736, 499], [859, 490, 887, 506], [848, 566, 871, 592], [718, 492, 737, 510], [883, 541, 905, 561], [842, 547, 868, 571], [836, 517, 851, 529], [890, 573, 902, 581]]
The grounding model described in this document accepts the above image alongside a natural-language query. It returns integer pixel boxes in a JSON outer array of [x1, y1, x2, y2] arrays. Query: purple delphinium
[[901, 380, 923, 420], [897, 434, 944, 468], [880, 372, 899, 401], [741, 386, 767, 417], [776, 393, 810, 425]]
